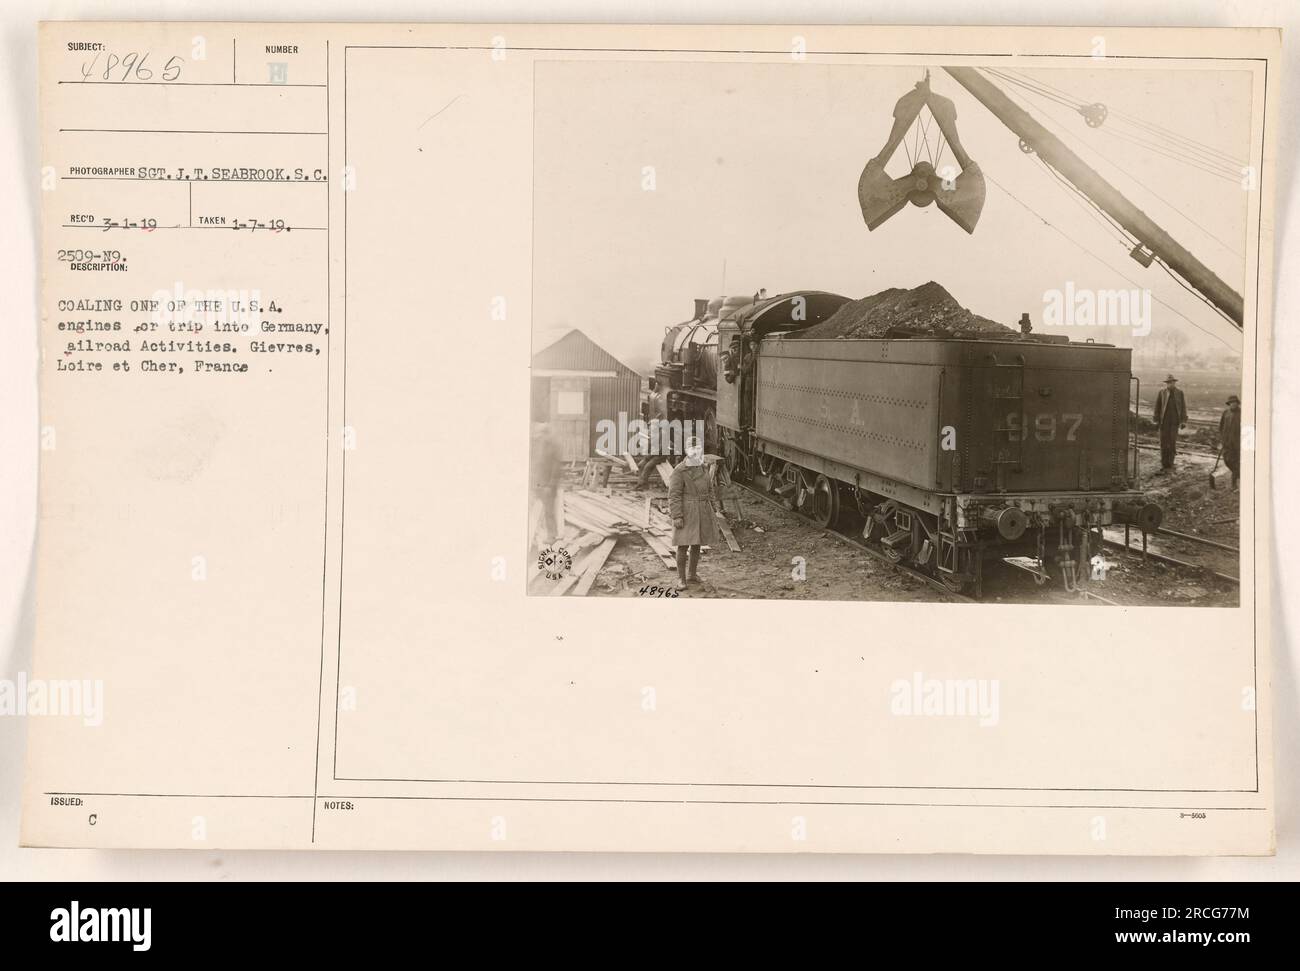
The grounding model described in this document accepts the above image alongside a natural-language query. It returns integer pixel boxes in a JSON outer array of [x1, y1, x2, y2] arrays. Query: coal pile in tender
[[790, 281, 1013, 340]]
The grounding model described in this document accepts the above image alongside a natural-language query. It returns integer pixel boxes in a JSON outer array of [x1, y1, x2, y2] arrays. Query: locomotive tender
[[661, 289, 1163, 596]]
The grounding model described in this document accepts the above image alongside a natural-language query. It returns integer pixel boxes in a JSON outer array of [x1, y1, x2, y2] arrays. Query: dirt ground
[[1092, 442, 1242, 607], [581, 442, 1240, 606], [1134, 440, 1240, 545], [587, 487, 939, 601]]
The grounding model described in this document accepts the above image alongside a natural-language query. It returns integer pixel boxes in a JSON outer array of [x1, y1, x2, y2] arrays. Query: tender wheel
[[810, 474, 840, 528], [872, 501, 904, 562], [939, 573, 970, 594], [781, 465, 802, 509]]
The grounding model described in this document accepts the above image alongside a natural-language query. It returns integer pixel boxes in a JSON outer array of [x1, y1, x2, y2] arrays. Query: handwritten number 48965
[[81, 52, 183, 83]]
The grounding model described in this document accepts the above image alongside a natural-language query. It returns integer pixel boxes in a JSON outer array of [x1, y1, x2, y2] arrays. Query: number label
[[1005, 412, 1084, 442]]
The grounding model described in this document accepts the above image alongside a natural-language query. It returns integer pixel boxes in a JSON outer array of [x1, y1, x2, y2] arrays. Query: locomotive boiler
[[652, 295, 758, 452]]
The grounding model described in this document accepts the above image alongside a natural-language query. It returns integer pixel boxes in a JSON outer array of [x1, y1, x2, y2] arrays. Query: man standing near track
[[1152, 374, 1187, 473], [1219, 394, 1242, 489]]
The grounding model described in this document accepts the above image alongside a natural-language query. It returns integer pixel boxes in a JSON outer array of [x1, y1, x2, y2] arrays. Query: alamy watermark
[[594, 413, 705, 457], [0, 673, 103, 727], [1042, 282, 1152, 337], [50, 901, 150, 951], [145, 281, 265, 331], [889, 671, 1000, 727]]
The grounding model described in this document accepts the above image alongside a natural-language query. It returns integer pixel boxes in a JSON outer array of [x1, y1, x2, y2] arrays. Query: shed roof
[[532, 328, 640, 377]]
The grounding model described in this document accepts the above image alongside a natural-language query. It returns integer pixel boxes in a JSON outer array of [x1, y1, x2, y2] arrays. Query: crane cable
[[985, 68, 1079, 111], [1018, 69, 1248, 169], [1033, 155, 1135, 249], [1153, 258, 1242, 330], [980, 67, 1244, 260], [1027, 154, 1239, 330], [981, 73, 1243, 336], [985, 68, 1244, 181], [982, 170, 1238, 348], [990, 67, 1248, 168], [991, 67, 1246, 177]]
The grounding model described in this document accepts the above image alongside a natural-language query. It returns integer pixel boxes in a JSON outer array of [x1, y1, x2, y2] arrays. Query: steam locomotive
[[654, 289, 1163, 596]]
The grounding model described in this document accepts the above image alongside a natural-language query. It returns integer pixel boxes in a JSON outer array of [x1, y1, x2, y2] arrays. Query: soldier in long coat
[[668, 436, 718, 589], [1152, 374, 1187, 472], [1219, 395, 1242, 488]]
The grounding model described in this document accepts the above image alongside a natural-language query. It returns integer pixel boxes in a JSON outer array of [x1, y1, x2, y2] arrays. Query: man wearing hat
[[1152, 374, 1187, 472], [1219, 395, 1242, 489]]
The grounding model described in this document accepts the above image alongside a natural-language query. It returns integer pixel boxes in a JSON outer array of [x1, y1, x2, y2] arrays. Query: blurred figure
[[635, 443, 671, 489], [530, 421, 563, 542], [1152, 374, 1187, 472], [668, 436, 718, 590], [1219, 395, 1242, 489], [635, 379, 672, 489], [640, 377, 660, 424]]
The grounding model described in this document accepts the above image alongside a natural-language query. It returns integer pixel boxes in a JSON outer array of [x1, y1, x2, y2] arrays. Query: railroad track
[[728, 480, 1237, 604], [1156, 525, 1238, 553], [729, 480, 975, 604], [1101, 531, 1239, 584], [732, 482, 1136, 605], [1134, 441, 1219, 458]]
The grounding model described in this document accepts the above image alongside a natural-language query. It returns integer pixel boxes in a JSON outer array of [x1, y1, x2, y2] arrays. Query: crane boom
[[942, 65, 1244, 328]]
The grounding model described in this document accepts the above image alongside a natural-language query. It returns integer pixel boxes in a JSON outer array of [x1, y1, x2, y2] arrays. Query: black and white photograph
[[1, 5, 1294, 917], [529, 60, 1254, 605]]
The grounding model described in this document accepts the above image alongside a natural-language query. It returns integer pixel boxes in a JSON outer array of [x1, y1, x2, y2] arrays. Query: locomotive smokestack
[[693, 298, 709, 319], [1019, 312, 1032, 335]]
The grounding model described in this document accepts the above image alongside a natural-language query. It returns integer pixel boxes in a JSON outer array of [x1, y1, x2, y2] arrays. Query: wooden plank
[[566, 492, 621, 518], [567, 531, 604, 554], [548, 544, 605, 596], [549, 572, 583, 596], [570, 538, 619, 596], [529, 567, 559, 593], [621, 452, 639, 473], [565, 502, 621, 531], [718, 519, 742, 553], [657, 462, 674, 487], [570, 490, 621, 511], [642, 530, 675, 555], [577, 491, 648, 524], [561, 506, 611, 535], [640, 531, 678, 570]]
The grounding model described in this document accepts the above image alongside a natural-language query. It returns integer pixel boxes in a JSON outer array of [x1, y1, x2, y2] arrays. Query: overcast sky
[[533, 60, 1253, 372]]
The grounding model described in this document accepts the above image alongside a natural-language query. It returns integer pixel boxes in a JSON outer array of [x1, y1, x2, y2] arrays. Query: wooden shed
[[531, 329, 642, 461]]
